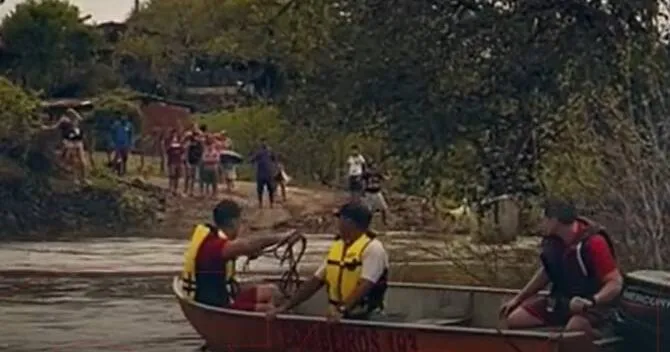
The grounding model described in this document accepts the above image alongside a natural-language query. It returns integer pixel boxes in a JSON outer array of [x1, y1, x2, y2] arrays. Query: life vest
[[325, 233, 388, 316], [540, 217, 616, 298], [181, 224, 238, 307]]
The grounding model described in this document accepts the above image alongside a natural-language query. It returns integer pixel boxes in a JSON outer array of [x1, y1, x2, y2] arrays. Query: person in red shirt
[[499, 200, 623, 336], [181, 200, 299, 311], [164, 129, 185, 196]]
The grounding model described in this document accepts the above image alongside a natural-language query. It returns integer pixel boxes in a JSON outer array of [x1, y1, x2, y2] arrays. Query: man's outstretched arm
[[221, 232, 293, 260]]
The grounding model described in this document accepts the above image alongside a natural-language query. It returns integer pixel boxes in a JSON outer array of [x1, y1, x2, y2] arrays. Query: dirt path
[[145, 177, 344, 238]]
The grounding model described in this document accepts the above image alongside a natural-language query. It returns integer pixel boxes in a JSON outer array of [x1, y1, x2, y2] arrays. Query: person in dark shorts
[[362, 160, 389, 225], [200, 135, 220, 198], [165, 129, 185, 196], [250, 139, 277, 208], [184, 131, 203, 196], [110, 116, 134, 176]]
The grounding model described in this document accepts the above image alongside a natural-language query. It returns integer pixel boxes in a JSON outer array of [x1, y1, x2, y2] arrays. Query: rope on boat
[[243, 231, 307, 298]]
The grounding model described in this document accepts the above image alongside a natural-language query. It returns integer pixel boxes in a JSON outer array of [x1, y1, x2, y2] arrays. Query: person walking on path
[[183, 130, 203, 196], [273, 157, 289, 203], [346, 145, 366, 200], [165, 129, 185, 196], [219, 131, 237, 193], [110, 116, 134, 176], [361, 160, 390, 225], [200, 135, 220, 198], [250, 138, 277, 208]]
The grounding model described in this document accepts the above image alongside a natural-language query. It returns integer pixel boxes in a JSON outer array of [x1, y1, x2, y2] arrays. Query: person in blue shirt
[[110, 116, 134, 176]]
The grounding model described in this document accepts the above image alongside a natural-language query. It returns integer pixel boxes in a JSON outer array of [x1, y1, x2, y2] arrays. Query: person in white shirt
[[346, 145, 366, 198], [266, 202, 390, 321]]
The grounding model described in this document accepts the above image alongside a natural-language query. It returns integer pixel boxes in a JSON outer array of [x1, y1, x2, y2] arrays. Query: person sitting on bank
[[181, 199, 301, 311], [267, 202, 389, 321], [499, 200, 623, 336]]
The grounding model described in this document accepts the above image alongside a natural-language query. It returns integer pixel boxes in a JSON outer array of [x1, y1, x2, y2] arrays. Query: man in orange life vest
[[500, 200, 623, 336], [181, 199, 300, 311], [266, 202, 389, 322]]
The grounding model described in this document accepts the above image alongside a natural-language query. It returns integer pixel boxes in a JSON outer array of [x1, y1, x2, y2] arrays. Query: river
[[0, 235, 334, 352], [0, 234, 535, 351]]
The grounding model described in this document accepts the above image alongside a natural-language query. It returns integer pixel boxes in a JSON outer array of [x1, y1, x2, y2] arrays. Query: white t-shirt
[[347, 154, 366, 176], [314, 238, 388, 283]]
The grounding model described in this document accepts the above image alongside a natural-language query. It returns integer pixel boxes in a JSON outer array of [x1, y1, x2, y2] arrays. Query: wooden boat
[[173, 276, 623, 352]]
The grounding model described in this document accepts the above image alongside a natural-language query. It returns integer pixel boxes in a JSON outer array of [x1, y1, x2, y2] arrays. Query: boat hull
[[174, 277, 616, 352]]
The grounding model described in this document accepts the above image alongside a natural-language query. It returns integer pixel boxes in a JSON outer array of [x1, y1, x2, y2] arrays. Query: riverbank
[[0, 159, 165, 240], [133, 173, 449, 239]]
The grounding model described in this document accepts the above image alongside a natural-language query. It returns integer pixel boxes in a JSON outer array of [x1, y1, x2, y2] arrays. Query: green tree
[[0, 0, 103, 96], [0, 76, 39, 157]]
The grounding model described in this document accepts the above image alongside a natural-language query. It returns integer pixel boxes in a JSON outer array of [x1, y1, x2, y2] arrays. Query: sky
[[0, 0, 137, 23]]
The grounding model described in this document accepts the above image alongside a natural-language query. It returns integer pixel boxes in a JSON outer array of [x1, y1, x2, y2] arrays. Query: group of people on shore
[[160, 125, 290, 206], [160, 124, 237, 197]]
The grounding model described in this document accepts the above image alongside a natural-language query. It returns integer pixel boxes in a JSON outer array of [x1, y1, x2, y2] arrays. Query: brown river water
[[0, 234, 536, 351], [0, 233, 450, 352]]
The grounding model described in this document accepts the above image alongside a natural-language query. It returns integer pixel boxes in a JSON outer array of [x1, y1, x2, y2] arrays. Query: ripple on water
[[0, 236, 336, 275]]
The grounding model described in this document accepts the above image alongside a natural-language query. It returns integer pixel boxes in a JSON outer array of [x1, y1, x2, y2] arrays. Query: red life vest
[[540, 217, 616, 298]]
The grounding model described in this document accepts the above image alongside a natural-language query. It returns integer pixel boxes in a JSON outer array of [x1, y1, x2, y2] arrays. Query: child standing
[[165, 129, 184, 196], [219, 131, 237, 193], [200, 135, 220, 198]]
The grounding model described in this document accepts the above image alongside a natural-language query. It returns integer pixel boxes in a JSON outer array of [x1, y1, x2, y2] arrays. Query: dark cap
[[213, 199, 242, 227], [543, 199, 578, 225], [334, 202, 372, 230]]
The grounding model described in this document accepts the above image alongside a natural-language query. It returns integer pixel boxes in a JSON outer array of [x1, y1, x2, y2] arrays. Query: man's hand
[[499, 297, 522, 319], [265, 304, 288, 320], [569, 296, 595, 314], [326, 305, 342, 323]]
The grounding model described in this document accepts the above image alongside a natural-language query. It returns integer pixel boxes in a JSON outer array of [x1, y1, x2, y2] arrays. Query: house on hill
[[134, 94, 197, 134]]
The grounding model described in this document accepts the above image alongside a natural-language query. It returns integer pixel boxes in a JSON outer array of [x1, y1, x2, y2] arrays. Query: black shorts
[[348, 175, 363, 192], [256, 178, 276, 195]]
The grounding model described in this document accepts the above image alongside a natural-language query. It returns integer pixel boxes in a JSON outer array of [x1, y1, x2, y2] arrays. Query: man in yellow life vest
[[267, 202, 390, 321], [181, 199, 300, 311]]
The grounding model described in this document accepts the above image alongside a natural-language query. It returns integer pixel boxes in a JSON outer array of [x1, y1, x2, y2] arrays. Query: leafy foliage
[[83, 89, 144, 150], [0, 0, 103, 96], [0, 76, 40, 158]]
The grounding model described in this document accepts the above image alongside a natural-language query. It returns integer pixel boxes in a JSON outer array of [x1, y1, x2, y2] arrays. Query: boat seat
[[413, 316, 471, 326]]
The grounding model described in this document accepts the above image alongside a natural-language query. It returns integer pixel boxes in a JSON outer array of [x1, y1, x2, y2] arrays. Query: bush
[[0, 76, 40, 157], [86, 89, 144, 150]]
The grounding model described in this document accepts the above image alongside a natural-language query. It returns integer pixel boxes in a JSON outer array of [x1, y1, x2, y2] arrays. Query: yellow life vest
[[181, 224, 236, 302], [325, 234, 375, 308]]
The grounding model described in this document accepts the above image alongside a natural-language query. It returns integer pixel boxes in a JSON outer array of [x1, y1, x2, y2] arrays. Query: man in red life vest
[[499, 200, 623, 336], [181, 199, 300, 311]]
